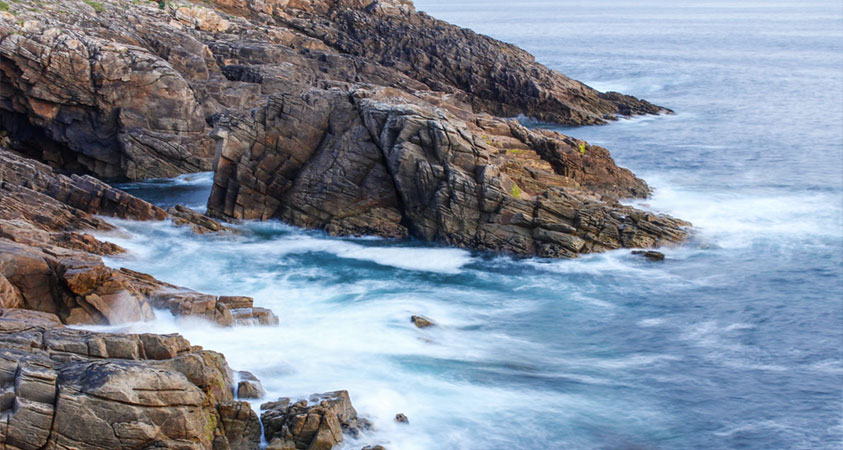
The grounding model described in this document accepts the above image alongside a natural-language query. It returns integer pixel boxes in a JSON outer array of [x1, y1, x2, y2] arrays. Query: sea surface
[[89, 1, 843, 448]]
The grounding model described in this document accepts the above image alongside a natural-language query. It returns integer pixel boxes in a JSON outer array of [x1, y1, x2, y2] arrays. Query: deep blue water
[[103, 1, 843, 449]]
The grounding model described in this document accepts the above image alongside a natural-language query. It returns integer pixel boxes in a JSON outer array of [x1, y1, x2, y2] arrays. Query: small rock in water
[[362, 446, 387, 450], [632, 250, 666, 261], [411, 315, 435, 328], [237, 370, 264, 399], [395, 413, 409, 424]]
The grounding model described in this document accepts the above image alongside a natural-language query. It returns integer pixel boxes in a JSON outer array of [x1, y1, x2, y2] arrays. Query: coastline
[[10, 0, 836, 449]]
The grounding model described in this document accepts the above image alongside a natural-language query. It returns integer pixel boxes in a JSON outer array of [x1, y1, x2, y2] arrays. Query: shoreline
[[0, 0, 695, 448]]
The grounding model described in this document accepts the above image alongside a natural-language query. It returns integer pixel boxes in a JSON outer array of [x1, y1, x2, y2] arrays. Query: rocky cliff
[[0, 1, 692, 446], [209, 87, 688, 257], [0, 0, 687, 257]]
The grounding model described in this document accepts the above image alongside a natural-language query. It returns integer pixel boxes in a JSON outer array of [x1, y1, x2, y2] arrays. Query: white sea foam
[[628, 175, 843, 250]]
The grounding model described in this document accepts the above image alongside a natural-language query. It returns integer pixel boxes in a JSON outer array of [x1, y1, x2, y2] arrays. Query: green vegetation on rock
[[83, 0, 104, 12]]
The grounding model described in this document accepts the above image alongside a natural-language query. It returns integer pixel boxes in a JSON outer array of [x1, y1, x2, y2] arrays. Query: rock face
[[1, 0, 666, 182], [0, 308, 262, 450], [0, 15, 213, 180], [261, 390, 371, 450], [0, 149, 277, 326], [207, 87, 689, 257], [0, 0, 688, 257], [250, 0, 668, 125]]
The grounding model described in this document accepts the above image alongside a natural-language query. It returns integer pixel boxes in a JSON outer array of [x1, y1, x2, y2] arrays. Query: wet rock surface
[[261, 390, 371, 450], [0, 150, 277, 327], [632, 250, 666, 261], [411, 315, 434, 328]]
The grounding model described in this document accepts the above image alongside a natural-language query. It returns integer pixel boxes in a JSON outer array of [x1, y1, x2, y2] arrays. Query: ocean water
[[92, 1, 842, 449]]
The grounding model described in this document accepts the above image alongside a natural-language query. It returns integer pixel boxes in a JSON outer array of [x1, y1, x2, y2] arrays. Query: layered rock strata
[[207, 87, 689, 257], [0, 308, 263, 449], [1, 0, 665, 181]]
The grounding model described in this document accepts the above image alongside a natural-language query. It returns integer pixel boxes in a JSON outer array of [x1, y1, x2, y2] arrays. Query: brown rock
[[261, 390, 371, 450], [1, 0, 666, 186], [632, 250, 666, 261], [0, 309, 261, 450], [237, 370, 265, 399], [207, 86, 690, 258], [218, 400, 263, 450], [411, 315, 434, 329]]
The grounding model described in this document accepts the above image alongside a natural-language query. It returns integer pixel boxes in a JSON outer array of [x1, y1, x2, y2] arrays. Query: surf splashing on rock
[[86, 0, 843, 448]]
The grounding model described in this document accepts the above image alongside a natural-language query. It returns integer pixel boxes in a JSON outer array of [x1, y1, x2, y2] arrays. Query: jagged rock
[[0, 309, 262, 450], [217, 400, 263, 450], [0, 18, 214, 180], [261, 390, 371, 450], [0, 150, 278, 327], [1, 0, 666, 185], [207, 86, 690, 257], [0, 0, 688, 256], [632, 250, 666, 261], [168, 204, 231, 234], [410, 315, 434, 329], [253, 0, 668, 124], [237, 370, 264, 399]]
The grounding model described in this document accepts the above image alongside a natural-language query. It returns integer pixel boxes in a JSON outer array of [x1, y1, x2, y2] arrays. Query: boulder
[[261, 390, 371, 450], [0, 309, 262, 450], [410, 315, 434, 329], [237, 370, 265, 399], [206, 86, 690, 257]]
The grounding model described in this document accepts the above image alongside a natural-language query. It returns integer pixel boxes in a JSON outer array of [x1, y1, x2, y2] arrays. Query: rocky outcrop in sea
[[0, 0, 692, 448]]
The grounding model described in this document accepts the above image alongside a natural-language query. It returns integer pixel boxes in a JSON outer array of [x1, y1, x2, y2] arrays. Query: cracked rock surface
[[0, 308, 263, 450]]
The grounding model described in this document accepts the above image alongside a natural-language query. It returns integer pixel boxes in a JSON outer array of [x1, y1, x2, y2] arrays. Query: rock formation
[[0, 308, 263, 449], [261, 390, 371, 450], [0, 0, 692, 446], [0, 0, 688, 257], [0, 149, 277, 326], [207, 87, 688, 257]]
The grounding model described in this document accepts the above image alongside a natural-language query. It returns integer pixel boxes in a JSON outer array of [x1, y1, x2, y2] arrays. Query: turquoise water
[[102, 1, 843, 448]]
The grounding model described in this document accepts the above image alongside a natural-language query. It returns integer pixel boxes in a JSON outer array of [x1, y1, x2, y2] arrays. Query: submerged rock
[[632, 250, 666, 261], [261, 390, 371, 450]]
